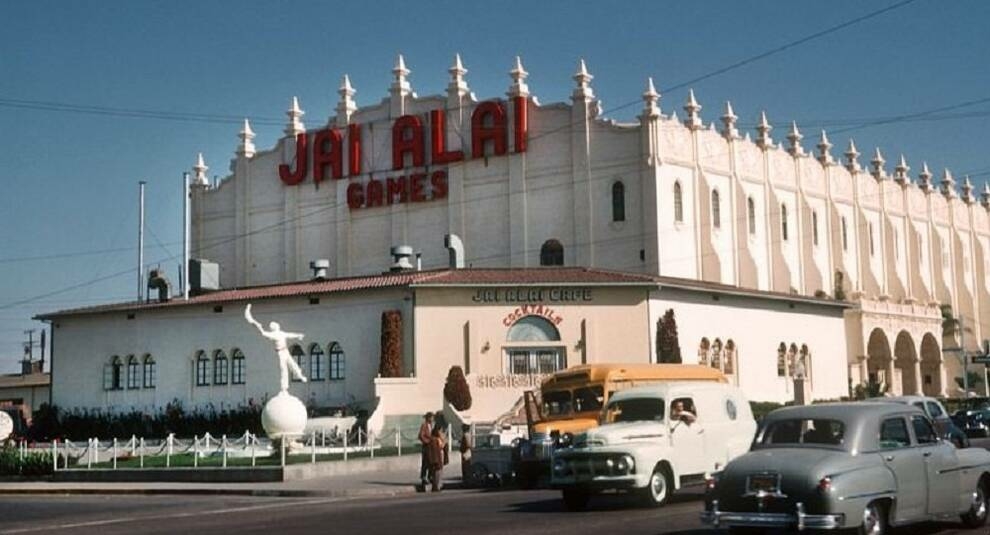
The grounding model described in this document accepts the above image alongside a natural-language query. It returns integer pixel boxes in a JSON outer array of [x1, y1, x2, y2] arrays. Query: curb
[[0, 483, 480, 498]]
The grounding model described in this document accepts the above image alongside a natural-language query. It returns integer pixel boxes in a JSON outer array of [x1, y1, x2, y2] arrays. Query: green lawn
[[81, 445, 422, 469]]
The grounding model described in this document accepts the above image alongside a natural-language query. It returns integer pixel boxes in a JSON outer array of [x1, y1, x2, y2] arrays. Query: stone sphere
[[261, 391, 308, 439]]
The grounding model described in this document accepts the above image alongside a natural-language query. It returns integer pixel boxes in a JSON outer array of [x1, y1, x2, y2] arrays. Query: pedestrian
[[427, 426, 447, 492], [417, 412, 433, 492], [459, 424, 473, 480]]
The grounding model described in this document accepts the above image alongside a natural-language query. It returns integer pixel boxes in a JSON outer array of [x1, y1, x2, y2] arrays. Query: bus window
[[543, 390, 573, 417], [574, 386, 604, 413]]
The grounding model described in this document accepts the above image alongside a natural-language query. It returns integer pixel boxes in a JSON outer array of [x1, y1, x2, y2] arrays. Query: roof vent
[[189, 258, 220, 295], [147, 268, 172, 303], [390, 245, 415, 272], [309, 259, 330, 281]]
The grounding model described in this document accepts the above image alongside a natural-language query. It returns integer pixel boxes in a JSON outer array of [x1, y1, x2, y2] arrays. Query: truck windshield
[[605, 398, 665, 423], [543, 390, 573, 416]]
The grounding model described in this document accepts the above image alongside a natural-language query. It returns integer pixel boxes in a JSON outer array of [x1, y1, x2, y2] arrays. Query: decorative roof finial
[[870, 147, 886, 179], [284, 96, 305, 137], [683, 89, 702, 130], [448, 53, 470, 98], [981, 181, 990, 209], [941, 168, 957, 198], [390, 54, 412, 98], [844, 139, 861, 172], [893, 155, 910, 185], [336, 75, 357, 126], [816, 130, 834, 165], [572, 58, 594, 101], [721, 101, 739, 140], [756, 111, 773, 149], [507, 56, 529, 98], [238, 118, 256, 158], [918, 161, 933, 191], [786, 121, 805, 156], [192, 153, 209, 186], [962, 175, 975, 203], [641, 77, 660, 118]]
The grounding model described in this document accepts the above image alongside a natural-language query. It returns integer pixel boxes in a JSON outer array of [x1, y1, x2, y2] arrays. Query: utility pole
[[22, 329, 35, 361]]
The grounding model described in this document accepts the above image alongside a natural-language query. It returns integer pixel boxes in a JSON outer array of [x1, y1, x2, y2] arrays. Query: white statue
[[244, 304, 308, 391]]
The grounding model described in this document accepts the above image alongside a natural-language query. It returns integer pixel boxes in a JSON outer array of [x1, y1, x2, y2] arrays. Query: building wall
[[0, 383, 49, 416], [647, 287, 849, 404], [50, 289, 412, 412]]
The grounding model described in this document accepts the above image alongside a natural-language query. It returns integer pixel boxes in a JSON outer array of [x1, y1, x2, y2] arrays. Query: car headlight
[[613, 455, 634, 474]]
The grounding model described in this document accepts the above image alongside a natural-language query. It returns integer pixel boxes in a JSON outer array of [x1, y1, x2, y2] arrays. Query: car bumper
[[700, 500, 845, 531], [551, 474, 646, 490]]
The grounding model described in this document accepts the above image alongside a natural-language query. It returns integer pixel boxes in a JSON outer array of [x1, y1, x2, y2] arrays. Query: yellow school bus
[[515, 363, 727, 488]]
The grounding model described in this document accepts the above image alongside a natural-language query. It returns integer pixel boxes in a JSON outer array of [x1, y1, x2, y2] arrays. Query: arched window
[[126, 355, 140, 389], [142, 355, 156, 388], [507, 316, 561, 342], [329, 342, 345, 380], [777, 343, 787, 377], [231, 349, 246, 385], [104, 355, 123, 391], [309, 343, 325, 381], [798, 344, 811, 382], [213, 350, 228, 385], [788, 343, 799, 377], [674, 182, 684, 223], [289, 345, 305, 382], [781, 204, 789, 241], [747, 197, 756, 236], [195, 350, 209, 387], [812, 211, 819, 247], [698, 338, 710, 366], [724, 340, 736, 375], [539, 239, 564, 266], [841, 217, 848, 251], [611, 181, 625, 222], [711, 338, 723, 369], [711, 190, 721, 229]]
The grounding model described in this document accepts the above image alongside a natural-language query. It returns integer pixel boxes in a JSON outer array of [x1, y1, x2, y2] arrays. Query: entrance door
[[669, 397, 706, 476]]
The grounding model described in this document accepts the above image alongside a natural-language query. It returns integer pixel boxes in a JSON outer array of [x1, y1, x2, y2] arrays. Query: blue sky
[[2, 0, 989, 373]]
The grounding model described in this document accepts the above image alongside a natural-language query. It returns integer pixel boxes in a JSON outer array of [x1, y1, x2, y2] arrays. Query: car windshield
[[605, 397, 664, 423], [758, 418, 845, 447]]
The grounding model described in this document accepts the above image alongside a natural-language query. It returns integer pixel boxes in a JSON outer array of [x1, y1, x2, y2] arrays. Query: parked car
[[864, 396, 970, 448], [953, 407, 990, 438], [551, 381, 755, 511], [701, 403, 990, 534]]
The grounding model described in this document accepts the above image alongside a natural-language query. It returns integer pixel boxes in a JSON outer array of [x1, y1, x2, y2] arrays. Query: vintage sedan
[[701, 403, 990, 534]]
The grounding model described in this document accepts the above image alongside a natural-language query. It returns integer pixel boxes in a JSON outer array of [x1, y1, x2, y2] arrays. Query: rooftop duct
[[309, 259, 330, 281], [147, 268, 172, 303], [444, 234, 464, 269], [189, 259, 220, 295]]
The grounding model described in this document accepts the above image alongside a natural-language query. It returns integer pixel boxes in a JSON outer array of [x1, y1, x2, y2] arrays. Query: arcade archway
[[920, 333, 943, 397], [866, 328, 892, 393], [894, 330, 919, 395]]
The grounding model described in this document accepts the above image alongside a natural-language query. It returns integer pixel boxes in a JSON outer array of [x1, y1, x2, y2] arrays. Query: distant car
[[953, 407, 990, 438], [701, 403, 990, 534], [865, 396, 969, 448]]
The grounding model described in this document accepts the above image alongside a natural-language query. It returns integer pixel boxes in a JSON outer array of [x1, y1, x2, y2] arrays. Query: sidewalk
[[0, 469, 471, 498]]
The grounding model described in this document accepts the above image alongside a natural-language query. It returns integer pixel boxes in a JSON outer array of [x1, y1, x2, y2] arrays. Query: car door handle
[[923, 451, 932, 458], [884, 455, 895, 461]]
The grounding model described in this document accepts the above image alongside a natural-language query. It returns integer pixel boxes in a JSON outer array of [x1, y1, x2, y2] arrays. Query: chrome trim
[[838, 489, 895, 501], [938, 464, 986, 475], [701, 500, 845, 531]]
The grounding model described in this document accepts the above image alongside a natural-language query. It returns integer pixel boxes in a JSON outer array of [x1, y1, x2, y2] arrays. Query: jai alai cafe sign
[[277, 97, 528, 210]]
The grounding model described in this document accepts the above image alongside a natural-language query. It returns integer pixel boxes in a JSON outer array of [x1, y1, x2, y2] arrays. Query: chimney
[[444, 234, 465, 269], [390, 245, 415, 272], [147, 268, 172, 303], [309, 259, 330, 280]]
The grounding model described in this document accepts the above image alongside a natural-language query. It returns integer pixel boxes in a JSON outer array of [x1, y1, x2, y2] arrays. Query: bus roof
[[541, 363, 727, 390]]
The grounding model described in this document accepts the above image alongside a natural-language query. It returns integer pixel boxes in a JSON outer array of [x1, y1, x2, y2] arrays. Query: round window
[[725, 398, 738, 421]]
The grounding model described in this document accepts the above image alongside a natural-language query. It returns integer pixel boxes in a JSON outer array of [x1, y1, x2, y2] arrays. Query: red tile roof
[[34, 267, 658, 319]]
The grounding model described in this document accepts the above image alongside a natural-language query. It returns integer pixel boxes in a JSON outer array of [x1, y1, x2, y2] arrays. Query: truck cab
[[551, 381, 755, 510]]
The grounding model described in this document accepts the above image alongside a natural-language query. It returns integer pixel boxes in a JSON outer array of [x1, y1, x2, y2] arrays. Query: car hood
[[577, 421, 666, 447]]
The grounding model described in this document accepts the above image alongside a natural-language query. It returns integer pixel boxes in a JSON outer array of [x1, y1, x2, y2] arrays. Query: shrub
[[379, 310, 403, 377], [0, 444, 57, 476], [443, 366, 472, 411]]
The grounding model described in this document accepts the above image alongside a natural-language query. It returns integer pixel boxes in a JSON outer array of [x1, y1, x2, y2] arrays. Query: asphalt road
[[0, 487, 978, 535]]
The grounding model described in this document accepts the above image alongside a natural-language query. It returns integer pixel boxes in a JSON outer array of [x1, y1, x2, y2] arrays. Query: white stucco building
[[37, 55, 990, 426]]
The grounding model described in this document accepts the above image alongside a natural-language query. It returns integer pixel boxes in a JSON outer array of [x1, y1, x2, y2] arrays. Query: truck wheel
[[961, 480, 989, 528], [858, 501, 887, 535], [638, 465, 672, 508], [562, 489, 590, 511]]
